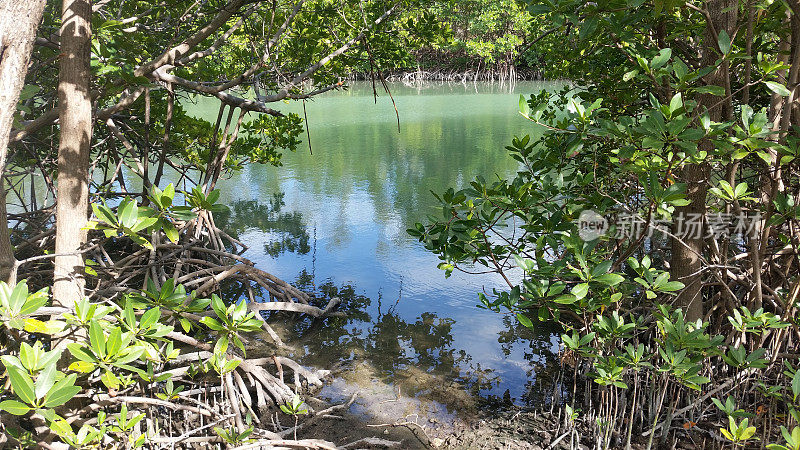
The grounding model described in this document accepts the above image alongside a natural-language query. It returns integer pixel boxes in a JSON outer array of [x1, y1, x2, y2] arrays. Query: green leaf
[[765, 81, 791, 97], [19, 292, 48, 316], [7, 367, 35, 405], [19, 342, 35, 371], [67, 343, 97, 363], [179, 317, 192, 333], [170, 206, 197, 221], [651, 48, 672, 69], [89, 320, 106, 358], [717, 30, 731, 55], [553, 294, 577, 305], [672, 58, 688, 80], [92, 203, 117, 226], [34, 362, 57, 400], [516, 313, 533, 328], [130, 217, 158, 233], [513, 254, 534, 272], [669, 93, 682, 113], [571, 283, 589, 300], [1, 355, 23, 372], [114, 346, 145, 365], [99, 19, 124, 29], [140, 307, 160, 330], [740, 426, 756, 440], [206, 189, 221, 205], [720, 427, 735, 441], [49, 419, 75, 440], [38, 347, 60, 370], [211, 295, 226, 320], [590, 261, 612, 277], [68, 361, 95, 373], [693, 85, 725, 96], [232, 334, 246, 354], [718, 180, 734, 197], [150, 185, 164, 208], [595, 273, 625, 286], [43, 374, 80, 408], [214, 335, 229, 356], [101, 370, 120, 390], [200, 316, 224, 331], [106, 327, 122, 356], [232, 300, 247, 321], [0, 400, 31, 415], [8, 281, 29, 313], [222, 359, 240, 373], [127, 232, 153, 250], [163, 221, 179, 244], [519, 95, 530, 118], [734, 182, 748, 199], [18, 85, 40, 100], [162, 184, 175, 206], [118, 199, 138, 229], [579, 16, 599, 41], [659, 281, 685, 292]]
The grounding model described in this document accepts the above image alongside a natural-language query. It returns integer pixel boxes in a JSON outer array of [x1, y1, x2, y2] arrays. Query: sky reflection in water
[[204, 81, 565, 420]]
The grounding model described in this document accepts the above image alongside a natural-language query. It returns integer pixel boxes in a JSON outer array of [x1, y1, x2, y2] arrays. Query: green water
[[190, 81, 564, 425]]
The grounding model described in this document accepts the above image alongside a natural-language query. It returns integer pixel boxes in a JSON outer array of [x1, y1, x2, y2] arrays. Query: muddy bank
[[262, 302, 565, 447], [440, 409, 580, 450], [296, 398, 575, 449], [296, 360, 569, 449]]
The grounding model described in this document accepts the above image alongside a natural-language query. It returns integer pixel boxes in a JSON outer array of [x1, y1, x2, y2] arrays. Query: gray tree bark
[[54, 0, 93, 307], [0, 0, 48, 285]]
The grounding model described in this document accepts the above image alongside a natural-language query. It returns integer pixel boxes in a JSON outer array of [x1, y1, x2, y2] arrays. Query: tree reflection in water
[[496, 315, 564, 408], [215, 193, 311, 257], [225, 194, 562, 416]]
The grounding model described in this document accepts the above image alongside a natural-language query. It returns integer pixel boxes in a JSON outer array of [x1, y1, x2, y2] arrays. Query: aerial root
[[8, 214, 401, 448]]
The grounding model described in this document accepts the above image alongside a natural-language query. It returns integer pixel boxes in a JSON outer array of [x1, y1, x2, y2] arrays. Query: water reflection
[[216, 194, 310, 257], [197, 82, 567, 423], [497, 315, 564, 407], [273, 269, 562, 424], [233, 192, 565, 416]]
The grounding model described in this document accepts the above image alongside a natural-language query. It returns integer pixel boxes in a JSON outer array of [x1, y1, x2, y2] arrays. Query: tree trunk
[[54, 0, 92, 307], [0, 0, 48, 285], [671, 0, 737, 321]]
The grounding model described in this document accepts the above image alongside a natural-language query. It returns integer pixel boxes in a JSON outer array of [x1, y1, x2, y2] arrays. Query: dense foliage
[[0, 0, 444, 448], [414, 0, 536, 75], [3, 0, 800, 447], [412, 0, 800, 447]]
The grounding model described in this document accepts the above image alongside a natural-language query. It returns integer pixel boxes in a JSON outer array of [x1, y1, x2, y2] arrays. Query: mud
[[288, 353, 575, 449], [298, 401, 576, 449]]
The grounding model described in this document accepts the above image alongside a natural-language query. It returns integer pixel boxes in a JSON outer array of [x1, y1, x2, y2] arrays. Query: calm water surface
[[192, 81, 564, 426]]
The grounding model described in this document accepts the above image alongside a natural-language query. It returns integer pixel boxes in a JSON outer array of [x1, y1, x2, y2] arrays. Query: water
[[190, 81, 564, 426]]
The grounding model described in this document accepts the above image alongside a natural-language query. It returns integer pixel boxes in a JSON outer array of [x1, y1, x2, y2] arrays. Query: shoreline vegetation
[[409, 2, 800, 450], [0, 1, 457, 448], [348, 67, 540, 83], [348, 50, 543, 83], [0, 0, 799, 449]]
